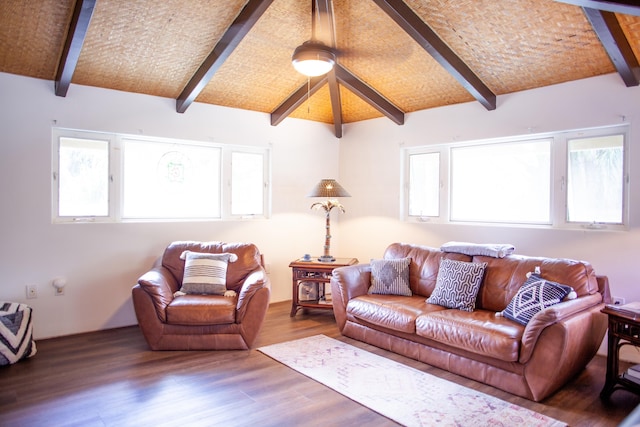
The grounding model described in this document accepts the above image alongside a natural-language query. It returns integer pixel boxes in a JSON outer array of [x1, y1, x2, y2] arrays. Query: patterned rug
[[258, 335, 566, 427]]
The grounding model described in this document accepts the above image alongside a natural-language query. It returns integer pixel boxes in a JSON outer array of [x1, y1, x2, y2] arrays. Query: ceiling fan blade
[[314, 0, 336, 49]]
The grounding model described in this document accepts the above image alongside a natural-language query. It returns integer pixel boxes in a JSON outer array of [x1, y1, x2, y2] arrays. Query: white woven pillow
[[178, 251, 238, 295]]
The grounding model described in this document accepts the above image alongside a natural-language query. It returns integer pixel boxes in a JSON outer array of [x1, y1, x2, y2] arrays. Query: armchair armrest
[[519, 293, 603, 363], [331, 264, 371, 331], [137, 265, 178, 322], [236, 266, 270, 321]]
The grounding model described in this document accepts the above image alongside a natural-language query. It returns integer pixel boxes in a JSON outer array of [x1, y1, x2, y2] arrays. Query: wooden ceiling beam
[[327, 70, 343, 138], [372, 0, 496, 111], [555, 1, 640, 16], [270, 76, 328, 126], [335, 64, 404, 125], [55, 0, 97, 97], [176, 0, 274, 113], [583, 8, 640, 86]]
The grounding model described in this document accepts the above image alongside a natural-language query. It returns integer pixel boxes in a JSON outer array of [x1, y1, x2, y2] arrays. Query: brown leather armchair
[[132, 241, 270, 350]]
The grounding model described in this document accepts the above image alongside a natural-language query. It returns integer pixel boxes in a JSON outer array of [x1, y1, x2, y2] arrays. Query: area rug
[[258, 335, 566, 427]]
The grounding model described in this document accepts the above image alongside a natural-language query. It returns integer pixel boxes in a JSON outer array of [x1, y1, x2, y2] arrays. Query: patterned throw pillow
[[499, 274, 575, 325], [179, 251, 238, 295], [426, 259, 487, 311], [368, 257, 412, 296]]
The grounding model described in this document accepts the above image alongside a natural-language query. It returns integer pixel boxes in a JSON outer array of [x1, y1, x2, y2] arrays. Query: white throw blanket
[[441, 241, 515, 258]]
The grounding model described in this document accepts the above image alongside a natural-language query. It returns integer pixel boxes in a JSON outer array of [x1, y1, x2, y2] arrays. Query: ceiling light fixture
[[292, 41, 336, 77], [292, 0, 336, 77]]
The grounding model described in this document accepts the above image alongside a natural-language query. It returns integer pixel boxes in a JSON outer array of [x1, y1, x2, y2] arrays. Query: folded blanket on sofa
[[441, 241, 515, 258]]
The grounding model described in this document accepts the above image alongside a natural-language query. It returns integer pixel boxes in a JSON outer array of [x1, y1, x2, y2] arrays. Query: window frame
[[402, 124, 629, 230], [52, 128, 271, 223]]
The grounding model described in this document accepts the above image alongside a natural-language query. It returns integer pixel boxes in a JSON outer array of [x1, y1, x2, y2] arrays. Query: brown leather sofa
[[331, 243, 610, 401], [132, 241, 270, 350]]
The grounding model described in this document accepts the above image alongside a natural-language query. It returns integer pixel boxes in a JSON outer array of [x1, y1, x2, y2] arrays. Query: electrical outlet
[[613, 296, 625, 306], [26, 285, 37, 299]]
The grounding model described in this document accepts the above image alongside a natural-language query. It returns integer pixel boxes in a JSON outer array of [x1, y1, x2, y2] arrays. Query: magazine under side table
[[289, 257, 358, 317], [601, 303, 640, 399]]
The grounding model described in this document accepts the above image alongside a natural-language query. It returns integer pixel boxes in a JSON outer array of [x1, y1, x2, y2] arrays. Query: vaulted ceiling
[[1, 0, 639, 137]]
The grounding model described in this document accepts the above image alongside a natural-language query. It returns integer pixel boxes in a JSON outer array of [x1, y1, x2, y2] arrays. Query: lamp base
[[318, 255, 335, 262]]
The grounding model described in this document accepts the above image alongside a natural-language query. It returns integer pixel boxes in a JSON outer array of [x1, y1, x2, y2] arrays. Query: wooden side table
[[289, 257, 358, 317], [601, 303, 640, 399]]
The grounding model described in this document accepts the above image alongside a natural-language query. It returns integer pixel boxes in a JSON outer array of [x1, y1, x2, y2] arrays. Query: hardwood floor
[[1, 301, 638, 426]]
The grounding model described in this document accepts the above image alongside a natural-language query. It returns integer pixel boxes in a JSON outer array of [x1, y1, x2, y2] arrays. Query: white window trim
[[401, 124, 629, 231], [52, 128, 271, 223]]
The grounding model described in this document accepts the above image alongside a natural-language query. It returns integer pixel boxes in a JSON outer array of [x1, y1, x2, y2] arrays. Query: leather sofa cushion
[[166, 295, 237, 325], [474, 255, 598, 312], [382, 243, 598, 313], [416, 310, 524, 362], [162, 241, 262, 293], [347, 295, 447, 334]]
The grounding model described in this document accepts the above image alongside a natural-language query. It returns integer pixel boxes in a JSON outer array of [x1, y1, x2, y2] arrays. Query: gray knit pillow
[[369, 257, 412, 296]]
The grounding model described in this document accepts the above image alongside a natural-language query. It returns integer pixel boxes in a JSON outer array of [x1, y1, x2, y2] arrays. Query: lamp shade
[[307, 179, 350, 198], [292, 41, 336, 77]]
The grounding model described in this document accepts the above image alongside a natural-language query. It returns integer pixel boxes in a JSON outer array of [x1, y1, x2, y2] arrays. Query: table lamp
[[307, 179, 351, 262]]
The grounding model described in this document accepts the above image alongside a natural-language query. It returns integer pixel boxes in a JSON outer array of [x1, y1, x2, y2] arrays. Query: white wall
[[338, 73, 640, 360], [0, 72, 342, 339], [2, 71, 638, 360]]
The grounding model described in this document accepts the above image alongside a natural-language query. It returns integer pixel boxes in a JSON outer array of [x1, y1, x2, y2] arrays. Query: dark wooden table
[[289, 257, 358, 317], [601, 303, 640, 399]]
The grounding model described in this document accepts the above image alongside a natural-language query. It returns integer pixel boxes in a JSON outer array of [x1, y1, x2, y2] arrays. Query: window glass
[[122, 139, 221, 219], [450, 139, 551, 223], [567, 134, 624, 224], [231, 151, 264, 216], [408, 152, 439, 217], [58, 137, 109, 217]]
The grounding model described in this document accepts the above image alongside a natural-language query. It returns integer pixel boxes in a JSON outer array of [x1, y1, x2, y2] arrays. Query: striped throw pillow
[[179, 251, 238, 295], [368, 257, 412, 296]]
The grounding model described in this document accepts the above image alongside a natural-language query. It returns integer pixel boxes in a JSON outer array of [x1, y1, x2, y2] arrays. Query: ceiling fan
[[291, 0, 338, 77], [273, 0, 406, 138]]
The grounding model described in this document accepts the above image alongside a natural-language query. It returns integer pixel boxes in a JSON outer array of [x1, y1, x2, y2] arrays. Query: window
[[567, 134, 624, 224], [407, 152, 440, 217], [450, 139, 551, 224], [52, 128, 270, 223], [122, 139, 221, 219], [231, 151, 266, 216], [403, 125, 628, 229], [55, 134, 111, 218]]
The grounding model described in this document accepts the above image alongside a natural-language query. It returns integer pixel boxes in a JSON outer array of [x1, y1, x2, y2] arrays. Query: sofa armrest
[[597, 275, 612, 304], [236, 267, 270, 321], [331, 264, 371, 331], [137, 266, 178, 322], [519, 293, 603, 363]]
